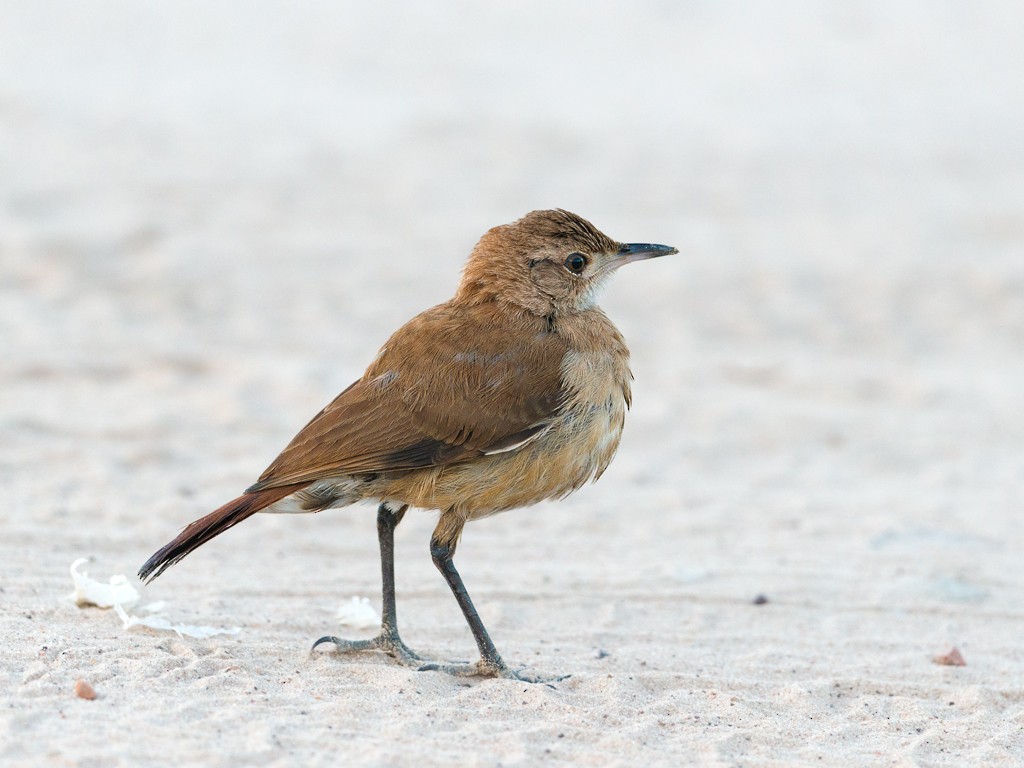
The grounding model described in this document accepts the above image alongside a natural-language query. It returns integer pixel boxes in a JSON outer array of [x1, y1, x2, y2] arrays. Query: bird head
[[457, 209, 677, 317]]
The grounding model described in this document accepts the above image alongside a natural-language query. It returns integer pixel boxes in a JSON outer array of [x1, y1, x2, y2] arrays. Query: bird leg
[[314, 505, 563, 683], [312, 502, 422, 665], [418, 529, 566, 684]]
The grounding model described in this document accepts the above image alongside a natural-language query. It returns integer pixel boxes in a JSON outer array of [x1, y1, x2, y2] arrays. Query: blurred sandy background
[[2, 1, 1023, 765]]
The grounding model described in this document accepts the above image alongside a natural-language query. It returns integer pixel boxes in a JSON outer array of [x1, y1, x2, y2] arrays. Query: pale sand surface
[[3, 2, 1024, 766]]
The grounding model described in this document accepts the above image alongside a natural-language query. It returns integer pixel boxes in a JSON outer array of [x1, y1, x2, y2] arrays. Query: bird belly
[[380, 397, 626, 520]]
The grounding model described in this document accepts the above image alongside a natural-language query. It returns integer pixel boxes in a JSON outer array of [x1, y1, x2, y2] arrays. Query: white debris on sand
[[69, 559, 240, 640], [336, 596, 380, 630]]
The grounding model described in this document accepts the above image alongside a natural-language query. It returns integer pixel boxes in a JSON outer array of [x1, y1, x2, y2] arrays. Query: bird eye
[[563, 253, 588, 274]]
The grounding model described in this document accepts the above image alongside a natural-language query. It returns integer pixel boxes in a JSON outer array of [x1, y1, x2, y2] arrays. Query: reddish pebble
[[74, 680, 97, 700], [933, 647, 966, 667]]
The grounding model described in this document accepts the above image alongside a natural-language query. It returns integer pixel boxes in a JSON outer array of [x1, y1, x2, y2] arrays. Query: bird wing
[[247, 304, 569, 491]]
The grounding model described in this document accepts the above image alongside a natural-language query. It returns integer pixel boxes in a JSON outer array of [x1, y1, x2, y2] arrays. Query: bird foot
[[313, 635, 564, 684], [417, 657, 569, 685], [311, 630, 423, 667]]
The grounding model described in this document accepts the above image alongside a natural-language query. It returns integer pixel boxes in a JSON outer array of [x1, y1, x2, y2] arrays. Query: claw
[[311, 631, 423, 666], [311, 635, 375, 653]]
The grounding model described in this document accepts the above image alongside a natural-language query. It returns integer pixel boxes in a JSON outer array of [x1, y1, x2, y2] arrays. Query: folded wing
[[248, 305, 569, 491]]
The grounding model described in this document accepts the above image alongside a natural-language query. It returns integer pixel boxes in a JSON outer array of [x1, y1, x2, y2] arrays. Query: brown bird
[[139, 209, 676, 682]]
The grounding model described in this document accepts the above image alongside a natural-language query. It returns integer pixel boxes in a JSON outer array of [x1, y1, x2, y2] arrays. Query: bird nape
[[139, 209, 677, 683]]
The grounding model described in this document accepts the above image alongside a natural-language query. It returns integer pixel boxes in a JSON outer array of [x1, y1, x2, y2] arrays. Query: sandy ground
[[3, 1, 1024, 765]]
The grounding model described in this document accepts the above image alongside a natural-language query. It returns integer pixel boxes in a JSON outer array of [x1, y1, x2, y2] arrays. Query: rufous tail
[[138, 484, 302, 583]]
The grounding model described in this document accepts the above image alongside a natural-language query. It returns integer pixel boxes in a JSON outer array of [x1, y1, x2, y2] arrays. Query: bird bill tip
[[616, 243, 679, 263]]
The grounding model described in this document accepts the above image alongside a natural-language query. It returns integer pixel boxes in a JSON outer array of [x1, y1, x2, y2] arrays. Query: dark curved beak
[[615, 242, 679, 265]]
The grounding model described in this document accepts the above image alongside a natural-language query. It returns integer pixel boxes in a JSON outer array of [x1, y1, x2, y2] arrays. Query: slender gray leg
[[418, 537, 567, 684], [376, 502, 407, 643], [312, 503, 421, 665]]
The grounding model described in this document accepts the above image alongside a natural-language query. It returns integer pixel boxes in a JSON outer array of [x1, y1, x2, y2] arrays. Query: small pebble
[[752, 594, 769, 605], [933, 647, 966, 667], [594, 648, 610, 659], [75, 680, 97, 700]]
